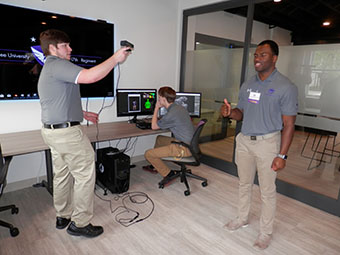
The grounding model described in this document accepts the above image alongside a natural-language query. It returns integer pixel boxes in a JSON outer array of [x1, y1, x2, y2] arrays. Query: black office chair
[[159, 119, 208, 196], [0, 145, 19, 237]]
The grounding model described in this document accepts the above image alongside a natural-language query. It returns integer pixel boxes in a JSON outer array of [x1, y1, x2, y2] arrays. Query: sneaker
[[224, 218, 248, 232], [253, 233, 272, 250], [158, 170, 177, 187], [56, 217, 71, 229], [66, 221, 103, 238], [142, 165, 158, 174]]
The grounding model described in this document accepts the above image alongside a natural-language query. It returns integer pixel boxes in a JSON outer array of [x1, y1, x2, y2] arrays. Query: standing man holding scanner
[[38, 29, 131, 238], [221, 40, 298, 250]]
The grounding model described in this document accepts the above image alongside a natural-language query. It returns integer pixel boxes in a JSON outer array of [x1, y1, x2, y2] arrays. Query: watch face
[[278, 154, 287, 160]]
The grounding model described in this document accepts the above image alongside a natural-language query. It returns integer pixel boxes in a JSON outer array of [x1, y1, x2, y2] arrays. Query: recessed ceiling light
[[51, 15, 57, 19], [41, 21, 47, 25], [196, 42, 200, 45], [273, 0, 282, 2], [323, 21, 331, 26]]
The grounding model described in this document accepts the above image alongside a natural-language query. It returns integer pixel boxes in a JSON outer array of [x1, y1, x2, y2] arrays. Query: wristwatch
[[277, 154, 287, 160]]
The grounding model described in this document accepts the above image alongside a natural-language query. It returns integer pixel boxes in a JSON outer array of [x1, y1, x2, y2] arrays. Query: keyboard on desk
[[136, 119, 152, 129]]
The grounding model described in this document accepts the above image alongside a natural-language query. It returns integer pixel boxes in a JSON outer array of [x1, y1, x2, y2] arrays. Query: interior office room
[[1, 0, 340, 254]]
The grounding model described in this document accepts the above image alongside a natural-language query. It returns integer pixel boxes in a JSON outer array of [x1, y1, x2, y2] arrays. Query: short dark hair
[[158, 86, 176, 103], [39, 29, 70, 56], [258, 40, 279, 56]]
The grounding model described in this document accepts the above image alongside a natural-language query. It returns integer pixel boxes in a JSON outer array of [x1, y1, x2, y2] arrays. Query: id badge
[[248, 91, 261, 104]]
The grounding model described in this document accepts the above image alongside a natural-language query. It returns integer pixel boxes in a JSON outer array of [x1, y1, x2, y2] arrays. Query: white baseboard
[[5, 176, 47, 193], [131, 155, 145, 163]]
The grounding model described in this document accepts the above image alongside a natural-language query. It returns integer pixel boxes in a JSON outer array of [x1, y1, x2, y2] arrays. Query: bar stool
[[300, 127, 340, 170]]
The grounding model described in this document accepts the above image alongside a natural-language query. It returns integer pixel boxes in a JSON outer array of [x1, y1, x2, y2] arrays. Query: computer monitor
[[159, 92, 201, 118], [116, 89, 157, 123]]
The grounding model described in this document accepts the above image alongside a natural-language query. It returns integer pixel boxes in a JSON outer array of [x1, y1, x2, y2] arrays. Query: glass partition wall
[[180, 0, 340, 216], [181, 1, 253, 175], [186, 40, 244, 163]]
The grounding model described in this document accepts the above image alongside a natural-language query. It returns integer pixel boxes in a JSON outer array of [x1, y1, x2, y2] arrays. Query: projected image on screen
[[0, 3, 114, 100]]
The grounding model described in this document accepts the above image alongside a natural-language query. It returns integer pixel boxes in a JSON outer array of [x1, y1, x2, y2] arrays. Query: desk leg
[[33, 149, 53, 195], [43, 149, 53, 195]]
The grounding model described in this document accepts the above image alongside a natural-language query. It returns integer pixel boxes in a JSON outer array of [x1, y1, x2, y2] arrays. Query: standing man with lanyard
[[38, 29, 131, 238], [221, 40, 298, 250]]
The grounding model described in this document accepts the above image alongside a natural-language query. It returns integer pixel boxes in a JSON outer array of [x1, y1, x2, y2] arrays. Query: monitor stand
[[128, 115, 138, 124]]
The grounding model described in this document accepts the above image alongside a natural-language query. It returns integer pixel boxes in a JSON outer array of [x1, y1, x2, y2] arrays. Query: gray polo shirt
[[38, 55, 84, 124], [157, 103, 195, 144], [237, 69, 298, 136]]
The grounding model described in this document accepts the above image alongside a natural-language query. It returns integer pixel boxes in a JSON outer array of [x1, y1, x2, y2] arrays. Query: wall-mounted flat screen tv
[[0, 3, 114, 100]]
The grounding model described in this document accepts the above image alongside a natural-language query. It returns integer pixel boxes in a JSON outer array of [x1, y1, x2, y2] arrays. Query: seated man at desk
[[38, 29, 131, 238], [144, 87, 194, 186]]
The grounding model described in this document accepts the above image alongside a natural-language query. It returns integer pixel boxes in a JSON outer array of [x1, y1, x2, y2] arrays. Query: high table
[[0, 121, 167, 194]]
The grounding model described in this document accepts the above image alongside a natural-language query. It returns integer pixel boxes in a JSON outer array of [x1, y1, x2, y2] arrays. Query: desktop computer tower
[[96, 147, 130, 194]]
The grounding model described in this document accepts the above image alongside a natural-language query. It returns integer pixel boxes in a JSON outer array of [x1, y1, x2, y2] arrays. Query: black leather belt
[[44, 121, 80, 129]]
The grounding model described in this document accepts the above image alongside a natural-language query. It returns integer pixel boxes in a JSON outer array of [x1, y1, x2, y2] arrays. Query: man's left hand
[[271, 157, 286, 171], [83, 111, 99, 124]]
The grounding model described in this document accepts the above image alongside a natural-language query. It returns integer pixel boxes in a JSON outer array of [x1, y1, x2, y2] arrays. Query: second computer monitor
[[159, 92, 201, 118]]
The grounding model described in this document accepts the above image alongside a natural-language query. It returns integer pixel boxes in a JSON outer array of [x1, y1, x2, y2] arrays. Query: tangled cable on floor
[[95, 190, 155, 227]]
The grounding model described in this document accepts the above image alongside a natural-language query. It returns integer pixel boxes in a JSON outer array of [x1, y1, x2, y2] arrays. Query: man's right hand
[[77, 46, 131, 84], [115, 47, 131, 64], [220, 98, 232, 117]]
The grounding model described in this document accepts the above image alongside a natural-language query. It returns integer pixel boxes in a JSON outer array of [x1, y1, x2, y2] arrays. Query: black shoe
[[158, 170, 177, 187], [142, 165, 158, 174], [56, 217, 71, 229], [67, 221, 103, 238]]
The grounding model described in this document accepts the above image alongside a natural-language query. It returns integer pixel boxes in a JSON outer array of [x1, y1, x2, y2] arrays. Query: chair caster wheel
[[10, 227, 19, 237], [184, 190, 190, 196], [159, 184, 164, 189], [202, 181, 208, 187], [11, 207, 19, 214]]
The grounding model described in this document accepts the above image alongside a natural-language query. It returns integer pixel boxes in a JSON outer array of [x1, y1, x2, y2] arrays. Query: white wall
[[179, 0, 227, 10], [187, 11, 291, 51]]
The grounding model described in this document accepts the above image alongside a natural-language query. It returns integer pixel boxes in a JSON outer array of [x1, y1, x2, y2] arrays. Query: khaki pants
[[235, 132, 281, 235], [41, 125, 95, 227], [144, 135, 191, 177]]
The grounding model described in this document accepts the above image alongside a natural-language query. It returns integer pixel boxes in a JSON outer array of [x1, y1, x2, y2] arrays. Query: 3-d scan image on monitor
[[159, 92, 201, 118], [116, 89, 157, 122], [128, 94, 141, 113]]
